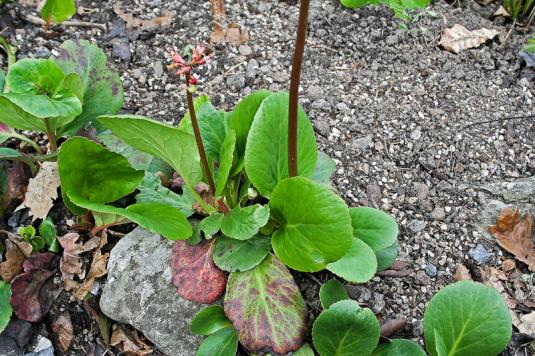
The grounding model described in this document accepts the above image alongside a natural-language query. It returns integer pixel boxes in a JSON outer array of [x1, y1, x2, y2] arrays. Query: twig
[[304, 273, 322, 286], [22, 14, 106, 31], [375, 269, 412, 278], [462, 114, 535, 129], [500, 19, 517, 48]]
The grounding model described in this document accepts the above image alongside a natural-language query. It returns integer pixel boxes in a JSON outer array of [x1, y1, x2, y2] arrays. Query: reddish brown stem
[[288, 0, 310, 177], [185, 72, 217, 195]]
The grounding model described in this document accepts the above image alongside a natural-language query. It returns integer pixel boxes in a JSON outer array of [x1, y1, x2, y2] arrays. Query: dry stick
[[462, 114, 535, 129], [288, 0, 310, 178], [185, 72, 217, 196], [501, 19, 517, 47], [22, 14, 106, 31]]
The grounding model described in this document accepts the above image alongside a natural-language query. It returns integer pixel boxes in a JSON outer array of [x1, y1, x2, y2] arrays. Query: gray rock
[[311, 98, 331, 111], [153, 61, 164, 78], [314, 120, 330, 136], [0, 319, 33, 356], [226, 73, 246, 90], [246, 59, 258, 80], [24, 336, 54, 356], [336, 102, 350, 112], [238, 44, 252, 56], [469, 244, 493, 264], [34, 47, 51, 58], [431, 206, 445, 220], [351, 135, 373, 151], [410, 128, 422, 141], [481, 176, 535, 203], [307, 85, 324, 99], [345, 285, 371, 301], [100, 228, 203, 356], [425, 263, 437, 277], [407, 219, 427, 233]]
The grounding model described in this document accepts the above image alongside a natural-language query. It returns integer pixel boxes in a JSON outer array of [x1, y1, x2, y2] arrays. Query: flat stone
[[480, 176, 535, 203], [425, 263, 437, 277], [469, 244, 493, 264], [407, 219, 427, 234], [100, 228, 203, 356]]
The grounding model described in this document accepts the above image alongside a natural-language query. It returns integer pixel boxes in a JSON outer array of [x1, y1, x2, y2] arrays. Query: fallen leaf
[[489, 208, 535, 271], [210, 21, 249, 45], [0, 161, 30, 218], [481, 266, 517, 308], [380, 318, 406, 338], [210, 0, 226, 22], [10, 252, 58, 322], [171, 240, 226, 304], [113, 5, 175, 32], [57, 233, 100, 292], [74, 248, 109, 300], [84, 294, 111, 345], [454, 264, 472, 281], [15, 162, 60, 221], [0, 232, 32, 282], [493, 5, 510, 17], [502, 259, 516, 272], [110, 325, 153, 355], [51, 311, 73, 352], [439, 24, 500, 54], [518, 312, 535, 334]]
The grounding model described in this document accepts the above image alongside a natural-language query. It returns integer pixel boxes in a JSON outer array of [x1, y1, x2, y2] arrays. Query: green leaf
[[7, 58, 65, 94], [178, 95, 210, 132], [197, 103, 230, 163], [41, 0, 75, 24], [293, 343, 315, 356], [58, 137, 191, 240], [220, 204, 270, 240], [17, 225, 36, 240], [54, 39, 124, 135], [215, 130, 236, 197], [340, 0, 381, 8], [376, 241, 398, 271], [423, 281, 512, 356], [98, 115, 203, 191], [350, 206, 398, 251], [58, 137, 144, 205], [311, 151, 336, 185], [244, 92, 317, 198], [213, 234, 272, 272], [0, 281, 12, 333], [224, 254, 307, 355], [229, 90, 272, 158], [136, 173, 195, 217], [196, 327, 238, 356], [312, 299, 380, 356], [371, 339, 426, 356], [191, 305, 233, 336], [269, 177, 353, 272], [319, 279, 349, 309], [327, 238, 377, 283], [200, 213, 223, 239], [0, 70, 4, 93], [39, 217, 58, 250]]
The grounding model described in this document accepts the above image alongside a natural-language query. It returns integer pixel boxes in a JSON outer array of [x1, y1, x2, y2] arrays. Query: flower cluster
[[168, 45, 211, 85]]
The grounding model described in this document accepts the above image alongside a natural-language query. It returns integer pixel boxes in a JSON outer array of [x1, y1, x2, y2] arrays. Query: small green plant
[[41, 0, 76, 26], [340, 0, 430, 21], [16, 217, 59, 252], [504, 0, 535, 24], [523, 35, 535, 53], [303, 280, 512, 356]]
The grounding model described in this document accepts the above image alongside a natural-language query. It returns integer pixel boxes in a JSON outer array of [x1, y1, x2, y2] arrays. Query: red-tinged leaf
[[171, 240, 226, 304], [11, 270, 55, 322], [10, 252, 58, 322], [224, 254, 307, 355]]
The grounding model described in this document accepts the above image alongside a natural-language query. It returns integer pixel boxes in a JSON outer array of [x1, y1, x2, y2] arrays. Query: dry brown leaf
[[57, 233, 100, 291], [111, 325, 153, 356], [51, 311, 73, 352], [518, 312, 535, 334], [210, 0, 226, 22], [454, 264, 472, 281], [489, 208, 535, 271], [0, 232, 32, 282], [481, 266, 517, 309], [73, 250, 109, 300], [502, 259, 516, 272], [493, 5, 510, 17], [210, 21, 249, 45], [113, 5, 175, 32], [439, 24, 500, 54], [15, 162, 60, 221], [380, 319, 406, 338]]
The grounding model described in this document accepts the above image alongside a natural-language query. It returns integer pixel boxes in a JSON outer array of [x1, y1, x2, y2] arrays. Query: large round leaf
[[220, 204, 270, 240], [371, 339, 426, 355], [312, 299, 380, 356], [269, 177, 353, 272], [190, 305, 232, 336], [54, 39, 123, 135], [6, 58, 65, 94], [229, 90, 272, 158], [375, 241, 398, 271], [350, 207, 398, 252], [196, 327, 238, 356], [423, 281, 512, 356], [244, 92, 317, 198], [224, 254, 307, 355], [326, 238, 377, 283], [319, 279, 349, 309], [58, 137, 144, 204], [213, 234, 272, 272]]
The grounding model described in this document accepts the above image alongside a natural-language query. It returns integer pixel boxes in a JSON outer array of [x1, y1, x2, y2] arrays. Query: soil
[[1, 0, 534, 355]]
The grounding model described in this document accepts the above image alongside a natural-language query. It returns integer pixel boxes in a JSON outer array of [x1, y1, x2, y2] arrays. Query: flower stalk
[[288, 0, 310, 178]]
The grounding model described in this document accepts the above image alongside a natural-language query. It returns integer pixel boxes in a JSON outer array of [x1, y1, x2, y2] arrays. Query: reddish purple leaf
[[171, 240, 226, 304], [0, 123, 13, 133], [11, 252, 58, 322], [224, 254, 308, 355]]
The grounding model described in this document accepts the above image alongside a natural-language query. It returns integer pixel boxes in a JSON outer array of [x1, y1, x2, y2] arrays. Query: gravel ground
[[2, 0, 535, 353]]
